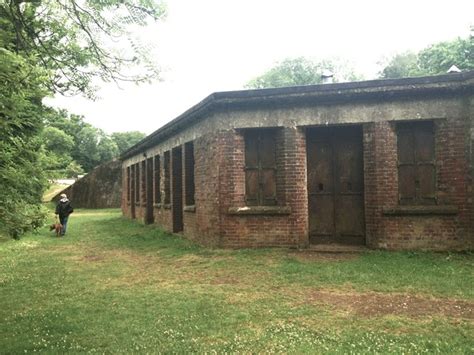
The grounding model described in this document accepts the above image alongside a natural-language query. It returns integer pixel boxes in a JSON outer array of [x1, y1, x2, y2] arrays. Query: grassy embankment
[[1, 208, 472, 353]]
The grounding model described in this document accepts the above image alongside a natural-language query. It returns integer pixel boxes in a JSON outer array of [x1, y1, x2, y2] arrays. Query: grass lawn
[[42, 183, 71, 203], [1, 209, 473, 353]]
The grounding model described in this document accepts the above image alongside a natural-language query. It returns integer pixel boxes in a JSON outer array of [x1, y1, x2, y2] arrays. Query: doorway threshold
[[308, 244, 368, 253]]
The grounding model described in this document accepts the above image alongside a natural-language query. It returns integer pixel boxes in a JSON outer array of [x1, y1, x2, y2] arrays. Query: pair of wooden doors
[[307, 126, 365, 245]]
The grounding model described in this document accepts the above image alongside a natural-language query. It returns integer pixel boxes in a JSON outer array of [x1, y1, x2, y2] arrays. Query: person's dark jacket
[[55, 200, 74, 218]]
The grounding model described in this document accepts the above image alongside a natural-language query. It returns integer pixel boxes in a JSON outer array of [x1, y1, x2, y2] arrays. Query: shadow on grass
[[81, 215, 207, 258]]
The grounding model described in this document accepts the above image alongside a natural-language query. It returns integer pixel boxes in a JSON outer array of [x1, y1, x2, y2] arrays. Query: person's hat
[[60, 193, 67, 198]]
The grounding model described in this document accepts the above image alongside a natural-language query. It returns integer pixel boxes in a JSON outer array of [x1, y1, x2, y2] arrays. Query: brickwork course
[[121, 72, 474, 251]]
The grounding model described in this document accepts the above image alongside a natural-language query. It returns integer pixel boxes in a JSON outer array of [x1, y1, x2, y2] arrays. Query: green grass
[[1, 208, 473, 353], [42, 183, 70, 202]]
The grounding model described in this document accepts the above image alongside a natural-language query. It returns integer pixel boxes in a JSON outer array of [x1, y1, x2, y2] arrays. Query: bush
[[0, 201, 48, 240]]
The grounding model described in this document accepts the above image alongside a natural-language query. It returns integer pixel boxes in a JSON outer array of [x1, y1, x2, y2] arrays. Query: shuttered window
[[244, 129, 277, 206], [184, 142, 195, 206], [397, 121, 436, 205], [126, 166, 131, 202], [134, 163, 140, 203], [164, 151, 171, 204], [141, 160, 146, 202], [154, 155, 161, 204]]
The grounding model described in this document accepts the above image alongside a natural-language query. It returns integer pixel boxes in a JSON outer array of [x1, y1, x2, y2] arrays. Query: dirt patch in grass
[[209, 276, 241, 285], [306, 290, 474, 319], [82, 254, 104, 262], [288, 251, 360, 262]]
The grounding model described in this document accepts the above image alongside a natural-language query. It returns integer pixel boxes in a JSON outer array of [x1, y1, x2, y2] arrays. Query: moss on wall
[[52, 160, 122, 208]]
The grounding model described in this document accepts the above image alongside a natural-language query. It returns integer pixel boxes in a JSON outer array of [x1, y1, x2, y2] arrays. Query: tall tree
[[43, 109, 145, 173], [0, 0, 165, 238], [39, 126, 76, 177], [378, 52, 420, 79], [2, 0, 166, 97], [379, 33, 473, 79], [245, 57, 363, 89], [0, 44, 49, 238], [418, 36, 474, 74], [111, 131, 147, 154]]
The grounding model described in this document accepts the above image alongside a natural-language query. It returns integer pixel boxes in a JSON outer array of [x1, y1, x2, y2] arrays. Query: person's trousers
[[59, 216, 69, 236]]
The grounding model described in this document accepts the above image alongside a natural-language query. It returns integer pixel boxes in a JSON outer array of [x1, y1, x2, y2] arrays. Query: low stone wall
[[52, 160, 122, 208]]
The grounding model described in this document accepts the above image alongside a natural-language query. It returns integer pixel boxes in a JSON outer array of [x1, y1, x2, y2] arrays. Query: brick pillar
[[470, 98, 474, 241], [363, 122, 398, 248], [279, 127, 309, 247], [192, 132, 223, 245], [436, 117, 472, 246], [121, 167, 127, 216]]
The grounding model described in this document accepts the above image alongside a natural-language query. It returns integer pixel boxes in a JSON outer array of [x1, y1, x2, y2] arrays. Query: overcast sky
[[47, 0, 474, 134]]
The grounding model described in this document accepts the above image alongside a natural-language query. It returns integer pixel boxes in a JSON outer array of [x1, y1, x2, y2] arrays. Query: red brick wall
[[364, 119, 473, 250], [187, 133, 222, 245], [217, 128, 308, 248], [121, 117, 472, 250], [121, 168, 130, 217]]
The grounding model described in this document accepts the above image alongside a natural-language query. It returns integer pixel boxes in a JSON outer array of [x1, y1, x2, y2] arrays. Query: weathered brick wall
[[217, 128, 308, 248], [55, 160, 121, 208], [362, 123, 378, 246], [363, 122, 398, 248], [364, 119, 473, 250], [187, 132, 222, 245], [121, 167, 130, 217], [436, 118, 471, 247], [470, 97, 474, 241], [121, 158, 171, 228], [120, 75, 473, 251]]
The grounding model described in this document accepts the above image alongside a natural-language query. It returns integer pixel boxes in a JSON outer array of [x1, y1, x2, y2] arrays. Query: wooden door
[[130, 164, 136, 219], [172, 147, 183, 233], [307, 126, 365, 245], [145, 157, 154, 224]]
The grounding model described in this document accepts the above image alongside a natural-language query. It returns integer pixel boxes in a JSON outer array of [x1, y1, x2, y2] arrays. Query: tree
[[64, 161, 84, 178], [97, 136, 119, 163], [0, 46, 49, 238], [418, 36, 474, 74], [111, 131, 147, 154], [41, 126, 74, 154], [39, 126, 77, 177], [2, 0, 166, 97], [0, 0, 165, 238], [43, 109, 143, 173], [378, 52, 421, 79], [379, 33, 473, 79], [245, 57, 363, 89]]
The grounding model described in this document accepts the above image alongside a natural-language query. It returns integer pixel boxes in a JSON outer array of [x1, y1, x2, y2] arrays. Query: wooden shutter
[[164, 151, 170, 204], [154, 155, 161, 204], [245, 130, 259, 206], [126, 167, 131, 202], [415, 123, 435, 204], [135, 163, 140, 203], [397, 121, 435, 205], [141, 160, 146, 202], [259, 131, 277, 205], [184, 142, 195, 206], [398, 127, 416, 204], [244, 129, 277, 206]]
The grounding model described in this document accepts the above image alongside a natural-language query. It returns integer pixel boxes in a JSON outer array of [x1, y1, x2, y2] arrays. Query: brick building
[[121, 72, 474, 250]]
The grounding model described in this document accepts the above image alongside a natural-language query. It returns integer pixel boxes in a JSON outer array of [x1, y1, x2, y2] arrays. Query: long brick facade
[[121, 72, 474, 250]]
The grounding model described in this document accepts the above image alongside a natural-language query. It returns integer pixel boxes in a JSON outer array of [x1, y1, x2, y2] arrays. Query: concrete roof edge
[[120, 71, 474, 161]]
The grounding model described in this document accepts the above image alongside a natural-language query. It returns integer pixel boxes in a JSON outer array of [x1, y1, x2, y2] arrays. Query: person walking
[[55, 193, 74, 236]]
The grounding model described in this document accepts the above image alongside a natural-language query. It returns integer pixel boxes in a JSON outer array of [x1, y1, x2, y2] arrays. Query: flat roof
[[121, 71, 474, 160]]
